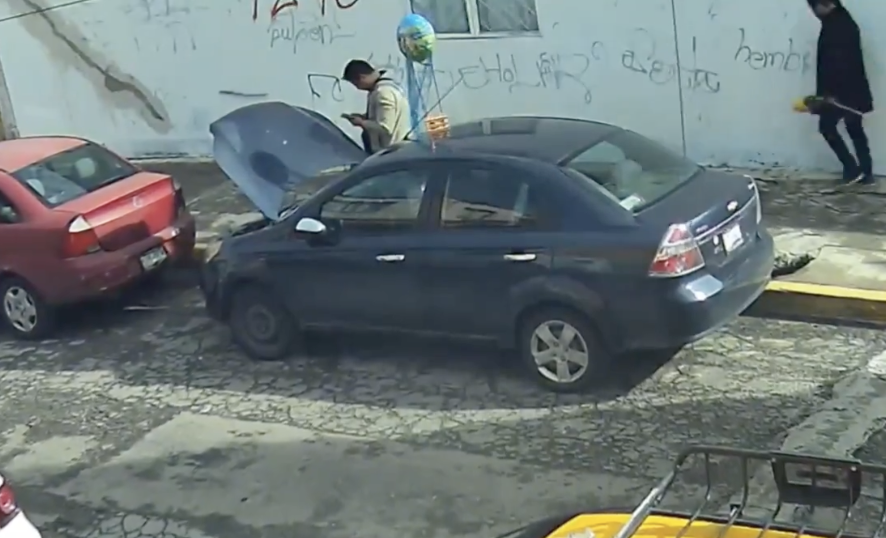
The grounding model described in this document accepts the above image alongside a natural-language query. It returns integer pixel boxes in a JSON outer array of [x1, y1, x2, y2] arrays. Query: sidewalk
[[167, 161, 886, 325], [750, 177, 886, 324]]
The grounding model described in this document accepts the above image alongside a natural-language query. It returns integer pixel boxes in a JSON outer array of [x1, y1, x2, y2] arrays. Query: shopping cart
[[504, 446, 886, 538]]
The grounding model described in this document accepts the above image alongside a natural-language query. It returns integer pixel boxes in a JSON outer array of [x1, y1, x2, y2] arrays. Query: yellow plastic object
[[792, 97, 810, 113], [545, 513, 828, 538], [425, 114, 450, 140]]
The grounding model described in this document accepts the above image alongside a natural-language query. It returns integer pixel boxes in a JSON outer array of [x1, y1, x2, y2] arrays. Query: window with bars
[[410, 0, 539, 36]]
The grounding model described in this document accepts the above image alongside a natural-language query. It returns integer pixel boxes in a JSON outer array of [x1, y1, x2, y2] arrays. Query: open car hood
[[210, 102, 366, 221]]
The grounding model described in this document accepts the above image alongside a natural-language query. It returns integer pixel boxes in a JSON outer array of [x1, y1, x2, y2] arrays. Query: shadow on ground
[[0, 273, 679, 411]]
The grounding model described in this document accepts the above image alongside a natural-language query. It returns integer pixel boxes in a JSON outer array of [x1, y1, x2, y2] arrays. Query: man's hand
[[341, 113, 366, 127]]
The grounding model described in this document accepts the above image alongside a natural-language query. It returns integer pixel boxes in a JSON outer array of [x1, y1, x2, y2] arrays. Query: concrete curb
[[192, 240, 212, 264], [751, 280, 886, 325]]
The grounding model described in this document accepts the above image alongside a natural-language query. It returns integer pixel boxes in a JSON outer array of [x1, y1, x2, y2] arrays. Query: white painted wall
[[0, 0, 884, 173]]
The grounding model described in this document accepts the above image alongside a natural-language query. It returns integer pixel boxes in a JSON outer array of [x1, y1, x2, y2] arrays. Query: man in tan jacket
[[341, 60, 412, 153]]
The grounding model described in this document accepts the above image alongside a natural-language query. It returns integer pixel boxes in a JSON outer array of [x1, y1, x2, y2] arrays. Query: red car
[[0, 136, 196, 339]]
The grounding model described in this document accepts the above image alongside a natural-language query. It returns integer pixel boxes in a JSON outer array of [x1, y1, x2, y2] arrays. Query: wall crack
[[12, 0, 171, 133]]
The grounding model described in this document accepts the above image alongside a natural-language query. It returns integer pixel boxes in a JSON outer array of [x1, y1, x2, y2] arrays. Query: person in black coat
[[808, 0, 875, 184]]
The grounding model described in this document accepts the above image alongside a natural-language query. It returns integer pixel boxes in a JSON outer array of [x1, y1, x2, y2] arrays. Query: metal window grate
[[409, 0, 539, 35]]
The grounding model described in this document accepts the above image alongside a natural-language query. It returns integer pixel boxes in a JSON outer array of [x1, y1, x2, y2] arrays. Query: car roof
[[0, 136, 88, 172], [422, 116, 620, 163]]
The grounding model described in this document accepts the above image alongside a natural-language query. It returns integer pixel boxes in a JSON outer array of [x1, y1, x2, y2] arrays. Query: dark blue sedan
[[201, 102, 774, 392]]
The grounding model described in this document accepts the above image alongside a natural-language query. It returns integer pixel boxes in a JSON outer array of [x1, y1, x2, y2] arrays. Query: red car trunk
[[56, 171, 177, 251]]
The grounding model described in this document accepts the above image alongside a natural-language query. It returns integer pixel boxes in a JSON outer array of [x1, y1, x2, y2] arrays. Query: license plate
[[140, 246, 167, 271], [722, 223, 744, 253]]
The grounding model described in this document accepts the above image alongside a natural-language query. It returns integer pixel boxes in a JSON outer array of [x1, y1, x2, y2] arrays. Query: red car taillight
[[649, 223, 705, 277], [0, 482, 19, 521], [64, 215, 102, 258]]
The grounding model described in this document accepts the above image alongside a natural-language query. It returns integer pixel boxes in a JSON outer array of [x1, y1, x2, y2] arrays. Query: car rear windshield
[[11, 142, 138, 207], [563, 130, 700, 212]]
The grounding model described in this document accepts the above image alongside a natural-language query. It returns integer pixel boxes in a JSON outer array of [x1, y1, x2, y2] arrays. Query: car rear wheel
[[0, 277, 56, 340], [228, 284, 300, 361], [518, 307, 610, 393]]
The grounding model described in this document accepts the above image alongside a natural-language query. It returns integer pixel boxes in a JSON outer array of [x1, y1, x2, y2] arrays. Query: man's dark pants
[[818, 107, 872, 178]]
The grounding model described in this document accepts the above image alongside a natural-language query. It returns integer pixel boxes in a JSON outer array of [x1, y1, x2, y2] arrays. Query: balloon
[[397, 13, 436, 63]]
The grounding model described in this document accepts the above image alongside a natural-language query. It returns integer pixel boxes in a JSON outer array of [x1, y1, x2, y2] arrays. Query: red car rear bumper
[[41, 211, 197, 305]]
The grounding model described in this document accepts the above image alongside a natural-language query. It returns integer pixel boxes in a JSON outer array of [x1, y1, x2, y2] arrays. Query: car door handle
[[376, 254, 405, 262], [503, 253, 537, 262]]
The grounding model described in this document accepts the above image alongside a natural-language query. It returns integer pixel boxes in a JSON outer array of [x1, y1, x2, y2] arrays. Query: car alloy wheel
[[0, 277, 55, 340], [518, 306, 609, 393], [244, 303, 278, 342], [3, 286, 37, 334], [229, 284, 299, 361], [530, 320, 590, 384]]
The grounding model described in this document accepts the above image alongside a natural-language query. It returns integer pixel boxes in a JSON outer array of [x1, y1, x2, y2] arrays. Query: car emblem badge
[[132, 196, 144, 208], [727, 201, 738, 212]]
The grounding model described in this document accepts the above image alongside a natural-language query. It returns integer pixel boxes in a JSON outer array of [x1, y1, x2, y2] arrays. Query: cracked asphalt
[[0, 278, 884, 538]]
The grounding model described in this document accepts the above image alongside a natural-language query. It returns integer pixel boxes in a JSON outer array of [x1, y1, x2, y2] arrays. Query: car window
[[11, 142, 138, 207], [565, 130, 700, 212], [440, 167, 550, 229], [319, 169, 428, 232]]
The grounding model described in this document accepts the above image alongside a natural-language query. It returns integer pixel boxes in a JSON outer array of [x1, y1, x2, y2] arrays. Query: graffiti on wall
[[303, 26, 729, 110], [252, 0, 360, 54], [251, 0, 361, 22], [306, 50, 600, 107]]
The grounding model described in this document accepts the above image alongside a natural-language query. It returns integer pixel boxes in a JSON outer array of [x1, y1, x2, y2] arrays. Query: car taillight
[[0, 483, 18, 519], [64, 215, 101, 257], [649, 223, 705, 277]]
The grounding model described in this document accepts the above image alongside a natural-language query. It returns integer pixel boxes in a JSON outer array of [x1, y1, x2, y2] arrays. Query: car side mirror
[[294, 217, 326, 235]]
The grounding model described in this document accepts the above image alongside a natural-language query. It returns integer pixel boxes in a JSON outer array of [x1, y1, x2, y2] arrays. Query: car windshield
[[277, 143, 413, 217], [564, 130, 700, 212], [278, 164, 358, 218], [11, 142, 138, 207]]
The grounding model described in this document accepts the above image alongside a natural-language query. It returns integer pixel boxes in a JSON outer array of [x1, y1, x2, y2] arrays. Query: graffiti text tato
[[252, 0, 361, 21]]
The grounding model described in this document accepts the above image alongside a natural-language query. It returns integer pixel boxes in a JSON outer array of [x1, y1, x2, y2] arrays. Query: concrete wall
[[1, 0, 885, 172]]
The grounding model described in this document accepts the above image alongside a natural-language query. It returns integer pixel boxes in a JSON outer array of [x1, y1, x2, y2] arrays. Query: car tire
[[518, 306, 610, 393], [228, 284, 300, 361], [0, 277, 56, 340]]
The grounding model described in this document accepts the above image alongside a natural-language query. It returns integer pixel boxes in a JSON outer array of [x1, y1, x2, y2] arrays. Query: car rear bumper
[[1, 513, 43, 538], [41, 212, 197, 305], [624, 229, 775, 351]]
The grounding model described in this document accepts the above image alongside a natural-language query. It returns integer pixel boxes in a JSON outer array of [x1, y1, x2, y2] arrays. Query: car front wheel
[[228, 284, 300, 361], [0, 277, 56, 340], [518, 307, 609, 393]]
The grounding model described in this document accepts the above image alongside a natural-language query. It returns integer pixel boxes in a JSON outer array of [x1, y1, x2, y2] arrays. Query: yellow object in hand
[[792, 97, 810, 113]]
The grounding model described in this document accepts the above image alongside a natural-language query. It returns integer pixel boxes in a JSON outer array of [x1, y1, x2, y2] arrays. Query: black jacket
[[816, 5, 873, 113]]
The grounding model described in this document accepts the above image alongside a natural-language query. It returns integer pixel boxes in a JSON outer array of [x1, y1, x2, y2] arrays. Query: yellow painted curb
[[749, 279, 886, 325], [193, 242, 208, 262]]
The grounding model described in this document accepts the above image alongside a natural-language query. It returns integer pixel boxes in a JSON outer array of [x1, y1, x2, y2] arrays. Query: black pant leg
[[819, 110, 858, 172], [844, 114, 872, 175]]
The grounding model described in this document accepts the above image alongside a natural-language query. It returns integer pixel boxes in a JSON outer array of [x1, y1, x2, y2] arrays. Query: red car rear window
[[11, 143, 138, 207]]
